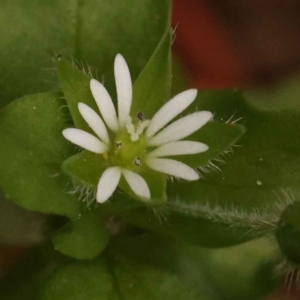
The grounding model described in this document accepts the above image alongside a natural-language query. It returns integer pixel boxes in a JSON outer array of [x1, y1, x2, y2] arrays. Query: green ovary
[[108, 131, 148, 170]]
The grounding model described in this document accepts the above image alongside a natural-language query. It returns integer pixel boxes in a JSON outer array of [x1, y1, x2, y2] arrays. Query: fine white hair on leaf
[[147, 111, 213, 147], [78, 102, 110, 144], [151, 207, 169, 224], [96, 167, 122, 203], [62, 128, 108, 154], [90, 79, 119, 132], [68, 183, 96, 206], [148, 141, 208, 158], [146, 158, 199, 181], [146, 89, 198, 138], [274, 258, 300, 292], [70, 57, 93, 77], [122, 169, 151, 200], [114, 54, 133, 127], [168, 189, 298, 238]]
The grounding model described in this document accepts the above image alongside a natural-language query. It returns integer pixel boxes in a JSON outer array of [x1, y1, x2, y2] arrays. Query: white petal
[[78, 103, 110, 144], [96, 167, 121, 203], [90, 79, 118, 132], [114, 54, 132, 127], [148, 141, 208, 157], [62, 128, 108, 154], [146, 158, 199, 181], [122, 169, 151, 200], [148, 111, 212, 146], [146, 89, 197, 138]]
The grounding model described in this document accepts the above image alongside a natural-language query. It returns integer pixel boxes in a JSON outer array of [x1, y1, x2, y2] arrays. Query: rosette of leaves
[[1, 0, 299, 298]]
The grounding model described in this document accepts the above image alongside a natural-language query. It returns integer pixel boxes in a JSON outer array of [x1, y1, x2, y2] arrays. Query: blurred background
[[1, 0, 300, 298], [173, 0, 300, 89], [172, 1, 300, 298]]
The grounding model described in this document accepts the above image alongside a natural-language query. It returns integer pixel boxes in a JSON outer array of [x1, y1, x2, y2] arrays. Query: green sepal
[[62, 150, 108, 187], [58, 60, 98, 133], [131, 28, 172, 119], [118, 168, 167, 205], [63, 150, 167, 206], [174, 122, 245, 169]]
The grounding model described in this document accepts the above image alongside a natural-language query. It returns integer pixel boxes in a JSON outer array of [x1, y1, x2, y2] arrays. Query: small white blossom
[[63, 54, 212, 203]]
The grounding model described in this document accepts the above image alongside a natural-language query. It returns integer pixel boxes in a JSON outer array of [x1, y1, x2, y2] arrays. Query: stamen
[[125, 116, 136, 136], [137, 112, 146, 121], [116, 141, 123, 148], [125, 114, 150, 141], [134, 157, 142, 166], [136, 120, 150, 135], [130, 133, 139, 142]]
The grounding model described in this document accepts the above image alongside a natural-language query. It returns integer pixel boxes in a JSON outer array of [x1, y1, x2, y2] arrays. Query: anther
[[137, 112, 146, 121], [116, 141, 122, 148], [134, 157, 142, 166]]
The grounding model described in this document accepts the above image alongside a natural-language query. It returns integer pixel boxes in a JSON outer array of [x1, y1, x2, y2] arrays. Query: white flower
[[62, 54, 212, 203]]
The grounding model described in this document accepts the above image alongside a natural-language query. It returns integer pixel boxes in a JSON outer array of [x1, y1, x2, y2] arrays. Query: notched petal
[[114, 54, 132, 127], [78, 102, 110, 144], [90, 79, 119, 132], [148, 141, 208, 157], [96, 167, 122, 203], [122, 169, 151, 200], [146, 157, 200, 181], [146, 89, 197, 138], [148, 111, 213, 146], [62, 128, 108, 154]]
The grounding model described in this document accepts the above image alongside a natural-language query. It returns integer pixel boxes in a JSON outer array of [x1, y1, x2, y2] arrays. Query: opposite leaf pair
[[63, 54, 212, 203]]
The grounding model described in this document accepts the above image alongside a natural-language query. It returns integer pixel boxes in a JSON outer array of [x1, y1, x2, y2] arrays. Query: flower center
[[108, 115, 149, 170]]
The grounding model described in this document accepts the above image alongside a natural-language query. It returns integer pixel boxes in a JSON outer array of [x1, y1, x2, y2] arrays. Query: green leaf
[[0, 92, 79, 218], [41, 245, 212, 300], [121, 208, 253, 248], [2, 234, 278, 300], [0, 240, 277, 300], [106, 233, 278, 300], [0, 0, 170, 108], [131, 28, 172, 119], [0, 0, 74, 109], [108, 257, 211, 300], [40, 259, 119, 300], [0, 93, 108, 259], [52, 208, 109, 260]]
